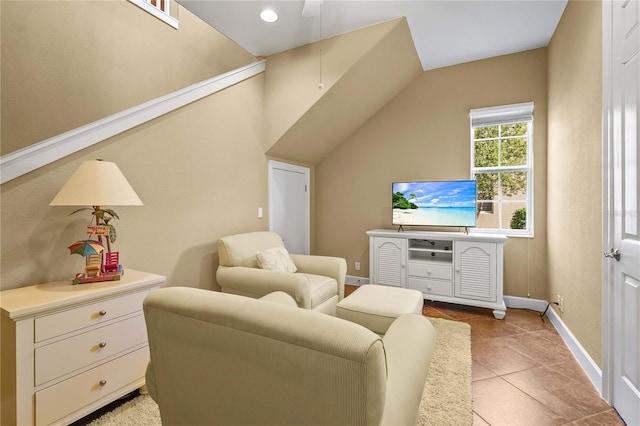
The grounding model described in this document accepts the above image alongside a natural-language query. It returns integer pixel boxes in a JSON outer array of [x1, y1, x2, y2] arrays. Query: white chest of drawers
[[0, 270, 165, 425]]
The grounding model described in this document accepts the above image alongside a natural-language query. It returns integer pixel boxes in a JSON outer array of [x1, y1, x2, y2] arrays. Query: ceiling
[[177, 0, 568, 71]]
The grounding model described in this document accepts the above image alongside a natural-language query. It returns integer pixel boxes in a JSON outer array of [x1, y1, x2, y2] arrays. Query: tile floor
[[345, 285, 626, 425]]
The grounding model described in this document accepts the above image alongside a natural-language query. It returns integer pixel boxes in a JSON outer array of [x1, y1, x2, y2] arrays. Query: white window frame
[[470, 102, 534, 237], [129, 0, 179, 29]]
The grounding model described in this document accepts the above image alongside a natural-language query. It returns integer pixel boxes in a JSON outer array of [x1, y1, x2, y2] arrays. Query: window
[[470, 102, 534, 237]]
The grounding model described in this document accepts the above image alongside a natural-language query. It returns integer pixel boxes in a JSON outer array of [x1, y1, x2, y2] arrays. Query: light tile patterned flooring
[[346, 285, 626, 426]]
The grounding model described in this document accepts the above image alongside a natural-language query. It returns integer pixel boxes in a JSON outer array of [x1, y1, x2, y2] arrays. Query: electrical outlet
[[355, 261, 361, 271], [559, 297, 565, 313]]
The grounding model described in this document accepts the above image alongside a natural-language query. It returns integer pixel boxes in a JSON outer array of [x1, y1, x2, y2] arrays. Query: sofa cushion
[[218, 231, 285, 267], [256, 247, 297, 273], [302, 273, 338, 309], [337, 285, 424, 334]]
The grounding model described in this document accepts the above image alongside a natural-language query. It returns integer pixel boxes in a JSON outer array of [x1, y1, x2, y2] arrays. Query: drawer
[[35, 289, 150, 342], [407, 262, 453, 280], [35, 314, 147, 386], [36, 346, 149, 426], [407, 278, 453, 297]]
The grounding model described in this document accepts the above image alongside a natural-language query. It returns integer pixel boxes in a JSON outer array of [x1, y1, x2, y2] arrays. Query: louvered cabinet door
[[454, 241, 497, 302], [371, 237, 406, 287]]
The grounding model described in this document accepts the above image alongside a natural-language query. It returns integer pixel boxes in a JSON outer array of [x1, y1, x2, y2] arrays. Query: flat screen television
[[392, 180, 477, 228]]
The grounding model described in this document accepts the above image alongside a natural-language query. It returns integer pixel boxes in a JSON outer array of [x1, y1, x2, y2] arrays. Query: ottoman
[[336, 285, 424, 334]]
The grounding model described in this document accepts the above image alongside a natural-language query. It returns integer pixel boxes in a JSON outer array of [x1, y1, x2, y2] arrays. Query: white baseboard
[[503, 295, 549, 312], [345, 275, 369, 286], [544, 304, 603, 394]]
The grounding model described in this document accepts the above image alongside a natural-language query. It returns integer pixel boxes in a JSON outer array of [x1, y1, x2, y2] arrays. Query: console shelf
[[367, 229, 507, 319]]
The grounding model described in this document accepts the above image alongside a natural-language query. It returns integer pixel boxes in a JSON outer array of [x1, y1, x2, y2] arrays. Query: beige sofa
[[217, 231, 347, 314], [144, 287, 437, 426]]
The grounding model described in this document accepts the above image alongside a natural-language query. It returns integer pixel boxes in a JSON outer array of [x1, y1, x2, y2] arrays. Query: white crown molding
[[0, 60, 266, 184]]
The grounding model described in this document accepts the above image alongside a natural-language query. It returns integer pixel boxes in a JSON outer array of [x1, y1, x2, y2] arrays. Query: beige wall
[[315, 48, 549, 300], [1, 73, 267, 291], [0, 11, 415, 292], [547, 0, 602, 366], [264, 18, 403, 150], [264, 18, 422, 253], [0, 1, 266, 291], [265, 18, 422, 165], [1, 0, 255, 155]]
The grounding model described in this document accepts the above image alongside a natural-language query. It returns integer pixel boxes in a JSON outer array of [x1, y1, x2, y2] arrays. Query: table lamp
[[50, 159, 143, 284]]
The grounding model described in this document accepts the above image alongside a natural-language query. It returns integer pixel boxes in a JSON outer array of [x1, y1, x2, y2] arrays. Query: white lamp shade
[[49, 160, 143, 206]]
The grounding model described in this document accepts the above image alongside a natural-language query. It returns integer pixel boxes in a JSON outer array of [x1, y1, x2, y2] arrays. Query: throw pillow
[[256, 247, 297, 273]]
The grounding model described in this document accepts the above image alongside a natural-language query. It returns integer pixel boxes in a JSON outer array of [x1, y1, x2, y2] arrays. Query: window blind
[[470, 102, 534, 127]]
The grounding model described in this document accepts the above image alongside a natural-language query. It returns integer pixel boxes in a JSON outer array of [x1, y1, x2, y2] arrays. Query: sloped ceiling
[[175, 0, 566, 166], [264, 18, 422, 165], [177, 0, 567, 72]]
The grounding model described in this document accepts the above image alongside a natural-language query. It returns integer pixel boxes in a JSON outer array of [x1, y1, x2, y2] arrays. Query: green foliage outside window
[[510, 207, 527, 229], [474, 123, 528, 202]]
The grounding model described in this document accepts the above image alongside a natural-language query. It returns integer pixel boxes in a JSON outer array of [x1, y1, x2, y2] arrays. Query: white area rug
[[418, 317, 473, 426], [89, 317, 472, 425]]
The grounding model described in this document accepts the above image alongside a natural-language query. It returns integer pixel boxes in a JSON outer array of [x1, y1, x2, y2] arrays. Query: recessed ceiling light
[[260, 9, 278, 23]]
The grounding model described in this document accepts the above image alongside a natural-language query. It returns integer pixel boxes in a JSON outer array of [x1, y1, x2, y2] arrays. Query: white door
[[268, 161, 310, 255], [604, 1, 640, 424]]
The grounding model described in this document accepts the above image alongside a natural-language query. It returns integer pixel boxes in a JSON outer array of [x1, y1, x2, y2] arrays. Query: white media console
[[367, 229, 507, 319]]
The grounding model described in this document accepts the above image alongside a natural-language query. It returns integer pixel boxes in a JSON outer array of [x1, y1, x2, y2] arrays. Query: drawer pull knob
[[99, 380, 107, 387], [99, 310, 107, 316], [98, 342, 107, 348]]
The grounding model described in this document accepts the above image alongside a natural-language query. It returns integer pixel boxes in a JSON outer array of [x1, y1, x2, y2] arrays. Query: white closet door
[[268, 161, 309, 255]]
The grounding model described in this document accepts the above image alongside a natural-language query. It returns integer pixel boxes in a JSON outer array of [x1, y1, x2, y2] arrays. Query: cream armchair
[[217, 231, 346, 314], [144, 287, 437, 426]]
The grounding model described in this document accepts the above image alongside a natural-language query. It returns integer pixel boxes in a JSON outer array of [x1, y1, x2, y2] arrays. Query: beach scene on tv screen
[[393, 181, 476, 227]]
